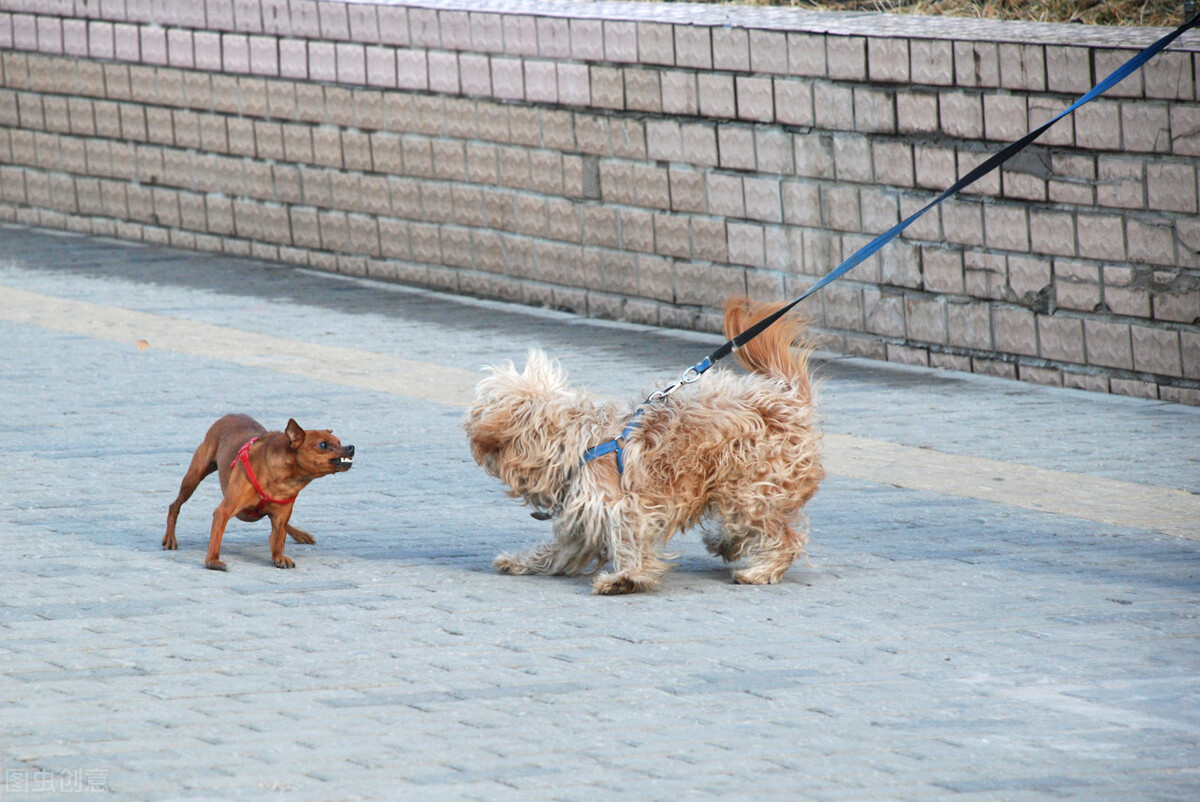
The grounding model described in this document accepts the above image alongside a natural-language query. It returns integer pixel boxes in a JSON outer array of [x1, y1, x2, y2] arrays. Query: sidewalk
[[1, 224, 1198, 801]]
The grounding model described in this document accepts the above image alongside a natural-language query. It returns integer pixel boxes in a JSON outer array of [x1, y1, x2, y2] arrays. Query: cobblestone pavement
[[1, 225, 1198, 801]]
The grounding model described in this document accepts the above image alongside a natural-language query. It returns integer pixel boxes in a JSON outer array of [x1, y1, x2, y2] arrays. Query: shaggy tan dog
[[465, 298, 824, 595]]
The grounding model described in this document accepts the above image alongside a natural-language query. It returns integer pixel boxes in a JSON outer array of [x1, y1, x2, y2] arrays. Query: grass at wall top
[[659, 1, 1188, 26]]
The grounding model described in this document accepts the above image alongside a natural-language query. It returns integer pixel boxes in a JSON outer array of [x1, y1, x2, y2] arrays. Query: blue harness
[[579, 411, 644, 475]]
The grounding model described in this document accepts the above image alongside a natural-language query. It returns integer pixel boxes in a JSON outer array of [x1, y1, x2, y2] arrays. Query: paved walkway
[[1, 224, 1198, 801]]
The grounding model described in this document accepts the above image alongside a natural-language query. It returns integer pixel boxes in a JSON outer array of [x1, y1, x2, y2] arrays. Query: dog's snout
[[344, 444, 355, 457]]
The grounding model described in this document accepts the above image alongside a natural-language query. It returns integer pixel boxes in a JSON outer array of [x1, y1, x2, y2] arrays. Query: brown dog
[[163, 414, 354, 570]]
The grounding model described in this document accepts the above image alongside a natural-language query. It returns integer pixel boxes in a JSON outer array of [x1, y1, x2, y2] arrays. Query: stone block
[[667, 167, 705, 213], [936, 91, 984, 140], [1126, 216, 1174, 266], [638, 22, 674, 66], [872, 140, 913, 187], [743, 177, 782, 223], [922, 246, 963, 294], [854, 87, 894, 134], [503, 15, 537, 56], [821, 184, 859, 232], [570, 19, 603, 61], [674, 25, 712, 70], [1096, 157, 1144, 209], [910, 39, 953, 86], [712, 27, 749, 72], [706, 173, 744, 218], [736, 76, 774, 123], [557, 63, 589, 106], [1074, 100, 1121, 151], [774, 78, 813, 127], [1028, 96, 1074, 147], [755, 127, 793, 175], [691, 217, 727, 262], [983, 93, 1026, 142], [864, 288, 905, 337], [1146, 161, 1197, 213], [1029, 208, 1076, 257], [748, 29, 786, 74], [1045, 45, 1091, 95], [955, 41, 998, 88], [603, 20, 637, 63], [826, 35, 865, 80], [537, 17, 570, 58], [906, 295, 947, 344], [914, 144, 956, 190], [492, 57, 524, 101], [698, 73, 735, 119], [868, 37, 908, 84], [814, 82, 853, 130], [682, 122, 718, 167], [1084, 318, 1133, 369], [624, 68, 661, 113], [998, 43, 1044, 91], [1169, 104, 1200, 156], [897, 91, 939, 135], [1131, 325, 1182, 377], [992, 306, 1037, 357], [983, 204, 1028, 252], [727, 221, 766, 267]]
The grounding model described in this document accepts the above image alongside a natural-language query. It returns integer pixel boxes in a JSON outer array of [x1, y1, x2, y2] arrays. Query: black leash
[[580, 12, 1200, 473]]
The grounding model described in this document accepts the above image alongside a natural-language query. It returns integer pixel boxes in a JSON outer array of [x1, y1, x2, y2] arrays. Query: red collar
[[233, 437, 297, 517]]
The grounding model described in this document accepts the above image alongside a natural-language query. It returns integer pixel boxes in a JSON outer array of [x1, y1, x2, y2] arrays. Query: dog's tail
[[722, 297, 817, 403]]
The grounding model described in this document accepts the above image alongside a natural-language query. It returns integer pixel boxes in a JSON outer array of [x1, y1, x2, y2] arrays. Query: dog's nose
[[344, 445, 355, 457]]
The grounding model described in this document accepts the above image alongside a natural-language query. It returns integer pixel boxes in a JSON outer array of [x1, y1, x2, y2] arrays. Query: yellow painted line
[[824, 434, 1199, 540], [0, 286, 480, 407], [3, 285, 1197, 541]]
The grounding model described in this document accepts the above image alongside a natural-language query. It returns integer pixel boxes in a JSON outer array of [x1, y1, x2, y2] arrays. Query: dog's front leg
[[205, 501, 237, 571], [268, 508, 297, 569], [591, 503, 668, 595]]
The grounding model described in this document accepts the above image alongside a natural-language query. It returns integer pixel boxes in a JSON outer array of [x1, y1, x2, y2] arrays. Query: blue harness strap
[[580, 412, 643, 474], [580, 11, 1200, 476]]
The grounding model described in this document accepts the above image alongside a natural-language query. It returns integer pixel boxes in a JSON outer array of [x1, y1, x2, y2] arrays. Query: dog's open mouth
[[332, 456, 353, 470]]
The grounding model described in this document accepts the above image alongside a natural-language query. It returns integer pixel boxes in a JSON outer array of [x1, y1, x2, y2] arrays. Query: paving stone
[[0, 225, 1197, 801]]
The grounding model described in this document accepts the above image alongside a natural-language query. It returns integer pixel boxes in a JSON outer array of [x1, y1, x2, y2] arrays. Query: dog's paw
[[288, 529, 315, 544], [162, 535, 177, 550], [703, 536, 747, 564], [592, 571, 658, 595], [204, 559, 227, 572], [273, 555, 296, 569], [493, 554, 533, 575], [732, 566, 782, 585]]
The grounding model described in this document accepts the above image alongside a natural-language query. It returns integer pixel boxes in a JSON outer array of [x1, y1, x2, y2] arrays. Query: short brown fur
[[163, 414, 354, 570]]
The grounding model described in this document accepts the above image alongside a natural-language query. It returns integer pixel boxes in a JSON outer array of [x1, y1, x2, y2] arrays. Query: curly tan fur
[[465, 297, 824, 595]]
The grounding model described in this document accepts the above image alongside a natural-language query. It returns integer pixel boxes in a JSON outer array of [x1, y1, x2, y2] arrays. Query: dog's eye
[[318, 442, 329, 450]]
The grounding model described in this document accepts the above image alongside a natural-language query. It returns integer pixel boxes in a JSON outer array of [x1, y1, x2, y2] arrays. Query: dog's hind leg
[[495, 518, 605, 577], [730, 515, 807, 586], [591, 506, 670, 595], [702, 519, 755, 564], [163, 442, 219, 550], [285, 524, 316, 544], [494, 542, 594, 576]]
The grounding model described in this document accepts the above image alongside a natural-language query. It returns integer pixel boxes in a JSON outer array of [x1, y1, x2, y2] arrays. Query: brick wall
[[1, 0, 1198, 404]]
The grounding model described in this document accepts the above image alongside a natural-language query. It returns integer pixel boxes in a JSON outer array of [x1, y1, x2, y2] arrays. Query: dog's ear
[[522, 349, 567, 391], [466, 408, 511, 462], [285, 418, 305, 450]]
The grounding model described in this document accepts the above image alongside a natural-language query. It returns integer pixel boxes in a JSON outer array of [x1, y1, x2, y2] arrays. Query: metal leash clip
[[645, 365, 703, 404]]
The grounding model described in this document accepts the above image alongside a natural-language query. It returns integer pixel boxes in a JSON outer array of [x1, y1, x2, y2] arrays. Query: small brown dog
[[163, 414, 354, 570], [465, 297, 824, 595]]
